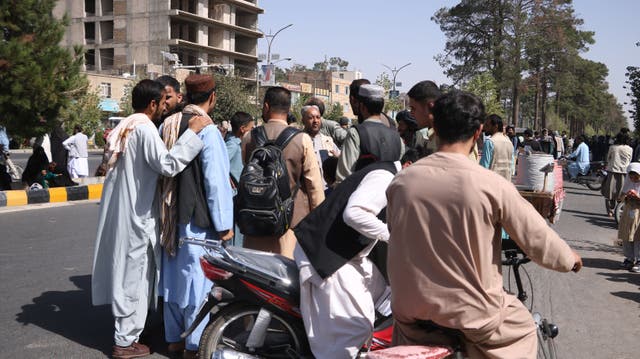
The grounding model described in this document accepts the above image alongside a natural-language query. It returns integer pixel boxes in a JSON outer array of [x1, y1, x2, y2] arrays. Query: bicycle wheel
[[502, 263, 534, 311], [534, 313, 557, 359]]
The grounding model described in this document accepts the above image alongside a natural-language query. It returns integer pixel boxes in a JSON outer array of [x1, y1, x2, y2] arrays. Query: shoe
[[112, 342, 150, 359], [620, 258, 634, 270], [631, 261, 640, 273]]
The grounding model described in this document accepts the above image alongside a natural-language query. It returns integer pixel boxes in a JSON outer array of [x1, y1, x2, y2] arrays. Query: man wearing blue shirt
[[0, 126, 9, 153], [158, 74, 234, 358], [567, 135, 591, 179]]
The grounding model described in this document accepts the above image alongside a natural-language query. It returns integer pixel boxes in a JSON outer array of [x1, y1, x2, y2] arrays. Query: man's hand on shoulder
[[188, 115, 213, 134]]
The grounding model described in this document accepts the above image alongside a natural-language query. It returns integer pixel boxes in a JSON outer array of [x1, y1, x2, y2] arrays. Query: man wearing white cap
[[335, 84, 402, 183]]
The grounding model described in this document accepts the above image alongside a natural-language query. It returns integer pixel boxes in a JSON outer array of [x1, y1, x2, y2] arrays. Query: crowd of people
[[91, 74, 584, 359]]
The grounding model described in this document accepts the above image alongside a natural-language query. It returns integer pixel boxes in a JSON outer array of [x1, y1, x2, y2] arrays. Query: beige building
[[54, 0, 263, 80], [285, 70, 362, 119]]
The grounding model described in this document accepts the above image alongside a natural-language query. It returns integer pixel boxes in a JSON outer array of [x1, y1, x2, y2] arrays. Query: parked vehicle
[[179, 237, 457, 359]]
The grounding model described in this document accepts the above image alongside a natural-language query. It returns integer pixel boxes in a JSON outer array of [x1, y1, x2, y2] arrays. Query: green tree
[[626, 66, 640, 136], [324, 102, 344, 122], [0, 0, 87, 137], [57, 89, 103, 136], [375, 72, 404, 115], [212, 73, 259, 123], [463, 72, 504, 117], [119, 80, 135, 117]]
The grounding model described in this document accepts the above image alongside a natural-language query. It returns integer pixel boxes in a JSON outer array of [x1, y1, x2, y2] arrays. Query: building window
[[339, 73, 344, 79], [85, 22, 95, 43], [99, 82, 111, 98], [335, 84, 340, 94], [345, 86, 349, 95]]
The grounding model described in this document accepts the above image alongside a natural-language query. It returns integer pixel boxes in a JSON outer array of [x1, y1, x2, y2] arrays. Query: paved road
[[0, 182, 638, 358]]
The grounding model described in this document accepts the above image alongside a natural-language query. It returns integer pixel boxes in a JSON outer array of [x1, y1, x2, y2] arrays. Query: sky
[[256, 0, 640, 124]]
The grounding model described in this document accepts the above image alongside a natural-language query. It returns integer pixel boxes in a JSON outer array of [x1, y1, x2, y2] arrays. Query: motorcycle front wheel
[[198, 303, 309, 359]]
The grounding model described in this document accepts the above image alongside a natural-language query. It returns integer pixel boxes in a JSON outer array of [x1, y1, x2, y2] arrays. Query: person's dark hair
[[407, 80, 442, 103], [614, 132, 630, 145], [156, 75, 181, 94], [187, 87, 215, 105], [524, 129, 533, 137], [74, 125, 83, 133], [396, 110, 417, 130], [486, 114, 504, 132], [349, 79, 371, 100], [287, 112, 297, 124], [263, 86, 291, 114], [432, 91, 485, 145], [360, 96, 384, 115], [230, 111, 253, 132], [132, 79, 164, 112], [304, 97, 325, 116], [621, 127, 630, 135], [401, 148, 421, 165]]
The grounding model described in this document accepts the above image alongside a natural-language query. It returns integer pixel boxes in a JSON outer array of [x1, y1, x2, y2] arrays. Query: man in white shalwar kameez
[[62, 125, 89, 178], [91, 79, 212, 359], [294, 160, 400, 358]]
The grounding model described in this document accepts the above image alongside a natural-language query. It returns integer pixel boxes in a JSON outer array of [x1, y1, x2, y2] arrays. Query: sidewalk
[[0, 177, 104, 207]]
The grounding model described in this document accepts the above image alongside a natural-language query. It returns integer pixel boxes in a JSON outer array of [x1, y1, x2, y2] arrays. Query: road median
[[0, 180, 103, 207]]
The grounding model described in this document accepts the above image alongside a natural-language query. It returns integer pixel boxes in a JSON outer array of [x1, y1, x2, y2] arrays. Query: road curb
[[0, 183, 103, 207]]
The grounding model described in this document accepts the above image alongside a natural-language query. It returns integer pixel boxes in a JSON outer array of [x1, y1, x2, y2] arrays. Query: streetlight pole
[[382, 62, 412, 98], [259, 24, 293, 65]]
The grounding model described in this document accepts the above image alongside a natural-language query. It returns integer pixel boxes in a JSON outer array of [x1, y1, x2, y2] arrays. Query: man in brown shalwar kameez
[[386, 90, 582, 359]]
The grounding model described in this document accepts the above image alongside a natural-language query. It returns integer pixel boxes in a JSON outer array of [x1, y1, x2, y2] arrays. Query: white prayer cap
[[358, 84, 385, 100]]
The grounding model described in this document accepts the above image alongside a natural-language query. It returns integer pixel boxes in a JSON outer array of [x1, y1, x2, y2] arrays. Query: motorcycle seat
[[224, 246, 300, 289]]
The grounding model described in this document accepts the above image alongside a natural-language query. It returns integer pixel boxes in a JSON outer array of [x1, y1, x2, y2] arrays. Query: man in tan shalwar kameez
[[241, 86, 325, 259], [386, 90, 582, 359]]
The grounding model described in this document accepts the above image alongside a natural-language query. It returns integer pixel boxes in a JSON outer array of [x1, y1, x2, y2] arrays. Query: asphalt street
[[0, 182, 638, 358]]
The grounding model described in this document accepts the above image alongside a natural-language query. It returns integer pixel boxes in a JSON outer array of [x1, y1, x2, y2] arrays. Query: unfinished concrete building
[[55, 0, 264, 80]]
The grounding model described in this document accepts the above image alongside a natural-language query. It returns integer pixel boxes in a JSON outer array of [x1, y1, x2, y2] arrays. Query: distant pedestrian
[[602, 132, 633, 216], [62, 125, 89, 178], [617, 162, 640, 273], [91, 79, 211, 359]]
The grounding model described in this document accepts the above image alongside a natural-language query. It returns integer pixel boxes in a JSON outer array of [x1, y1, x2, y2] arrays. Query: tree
[[324, 102, 344, 122], [463, 73, 504, 117], [626, 66, 640, 136], [119, 80, 136, 117], [375, 72, 404, 115], [212, 73, 259, 122], [57, 89, 102, 136], [0, 0, 87, 138]]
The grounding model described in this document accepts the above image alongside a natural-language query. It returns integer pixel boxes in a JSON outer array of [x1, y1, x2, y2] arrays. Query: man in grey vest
[[335, 84, 402, 183]]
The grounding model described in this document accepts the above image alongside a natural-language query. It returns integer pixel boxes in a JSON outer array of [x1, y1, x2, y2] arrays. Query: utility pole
[[383, 62, 411, 118]]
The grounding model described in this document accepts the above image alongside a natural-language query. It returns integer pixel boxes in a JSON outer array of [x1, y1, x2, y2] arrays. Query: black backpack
[[236, 126, 301, 237]]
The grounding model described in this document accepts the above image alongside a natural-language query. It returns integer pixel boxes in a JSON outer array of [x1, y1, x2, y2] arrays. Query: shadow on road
[[15, 275, 170, 357], [15, 275, 113, 356], [564, 190, 603, 197], [566, 240, 620, 255], [580, 258, 640, 305], [562, 209, 617, 229]]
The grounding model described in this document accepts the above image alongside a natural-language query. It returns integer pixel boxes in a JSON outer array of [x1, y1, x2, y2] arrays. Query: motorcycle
[[561, 159, 606, 191], [179, 237, 458, 359]]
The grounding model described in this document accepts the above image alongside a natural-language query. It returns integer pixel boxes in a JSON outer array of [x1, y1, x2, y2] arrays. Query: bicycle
[[502, 240, 558, 359]]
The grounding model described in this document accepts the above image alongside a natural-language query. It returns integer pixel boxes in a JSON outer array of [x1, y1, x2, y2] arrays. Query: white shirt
[[343, 161, 402, 255]]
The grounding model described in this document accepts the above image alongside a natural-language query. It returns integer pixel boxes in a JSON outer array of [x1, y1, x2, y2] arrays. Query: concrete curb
[[0, 183, 103, 207]]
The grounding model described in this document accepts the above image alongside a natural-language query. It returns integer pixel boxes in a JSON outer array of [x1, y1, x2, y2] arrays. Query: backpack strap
[[252, 126, 269, 147], [274, 126, 302, 149]]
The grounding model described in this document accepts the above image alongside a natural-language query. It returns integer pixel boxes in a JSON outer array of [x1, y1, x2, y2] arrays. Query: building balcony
[[169, 9, 263, 38], [168, 38, 258, 63]]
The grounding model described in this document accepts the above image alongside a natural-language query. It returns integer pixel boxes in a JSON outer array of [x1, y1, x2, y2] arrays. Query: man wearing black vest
[[294, 157, 401, 358], [335, 84, 402, 183], [158, 74, 234, 358]]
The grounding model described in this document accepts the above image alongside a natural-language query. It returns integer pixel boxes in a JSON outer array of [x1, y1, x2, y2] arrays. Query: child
[[617, 162, 640, 272], [37, 162, 61, 189]]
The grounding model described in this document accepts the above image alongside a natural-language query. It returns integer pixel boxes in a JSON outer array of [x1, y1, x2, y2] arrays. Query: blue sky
[[257, 0, 640, 123]]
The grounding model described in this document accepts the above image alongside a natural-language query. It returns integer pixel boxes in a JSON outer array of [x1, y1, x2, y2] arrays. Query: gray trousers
[[114, 245, 154, 347]]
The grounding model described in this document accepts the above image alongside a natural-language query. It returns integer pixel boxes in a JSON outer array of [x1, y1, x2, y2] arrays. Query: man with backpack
[[239, 86, 325, 259]]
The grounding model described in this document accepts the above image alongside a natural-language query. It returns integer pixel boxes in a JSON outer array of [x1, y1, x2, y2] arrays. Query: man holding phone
[[301, 105, 340, 189]]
